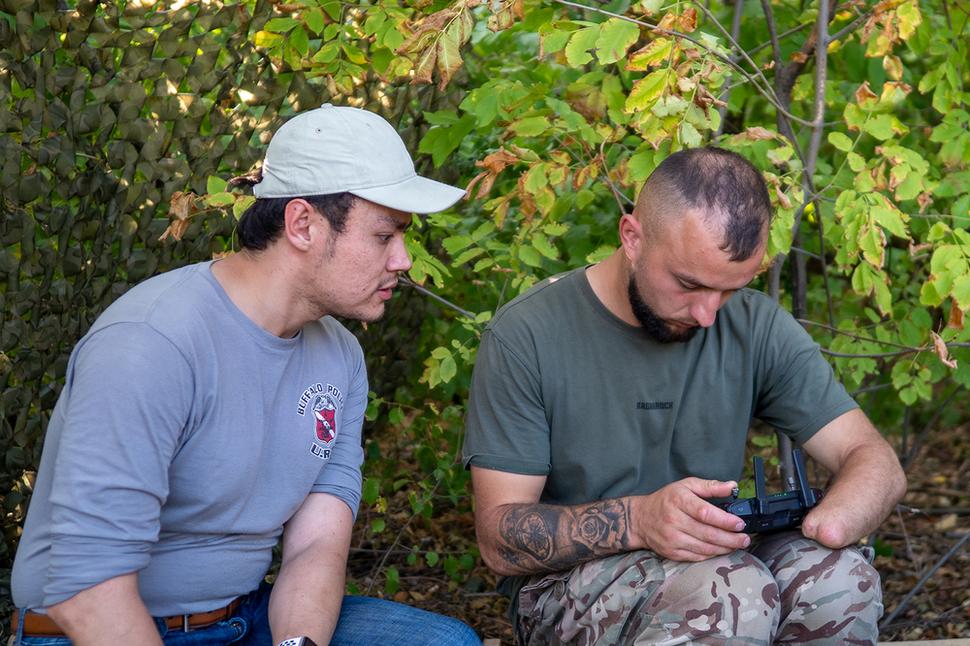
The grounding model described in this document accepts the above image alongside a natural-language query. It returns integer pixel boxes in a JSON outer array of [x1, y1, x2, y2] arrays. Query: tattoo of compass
[[502, 510, 554, 562]]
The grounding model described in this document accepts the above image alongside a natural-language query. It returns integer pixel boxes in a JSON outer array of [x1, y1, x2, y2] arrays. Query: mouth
[[377, 282, 397, 301]]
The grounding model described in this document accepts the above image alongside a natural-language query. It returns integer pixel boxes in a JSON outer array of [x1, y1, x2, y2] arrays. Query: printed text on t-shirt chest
[[637, 401, 673, 410]]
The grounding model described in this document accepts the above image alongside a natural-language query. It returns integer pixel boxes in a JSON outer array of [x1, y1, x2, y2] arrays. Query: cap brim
[[351, 175, 465, 214]]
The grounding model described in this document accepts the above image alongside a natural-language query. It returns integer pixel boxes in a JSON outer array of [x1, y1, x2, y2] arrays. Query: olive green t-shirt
[[463, 267, 857, 504]]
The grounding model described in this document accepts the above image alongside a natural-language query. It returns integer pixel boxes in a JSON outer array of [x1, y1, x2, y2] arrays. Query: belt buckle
[[182, 614, 191, 633]]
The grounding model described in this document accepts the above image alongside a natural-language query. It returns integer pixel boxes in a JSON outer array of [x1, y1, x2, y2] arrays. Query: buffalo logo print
[[312, 395, 337, 443]]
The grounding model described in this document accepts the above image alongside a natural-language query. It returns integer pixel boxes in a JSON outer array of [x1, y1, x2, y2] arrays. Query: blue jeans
[[15, 584, 481, 645]]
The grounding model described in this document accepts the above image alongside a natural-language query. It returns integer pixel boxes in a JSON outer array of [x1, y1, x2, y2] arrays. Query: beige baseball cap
[[252, 104, 466, 214]]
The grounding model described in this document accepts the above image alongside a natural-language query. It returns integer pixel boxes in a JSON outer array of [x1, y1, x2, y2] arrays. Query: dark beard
[[627, 275, 697, 344]]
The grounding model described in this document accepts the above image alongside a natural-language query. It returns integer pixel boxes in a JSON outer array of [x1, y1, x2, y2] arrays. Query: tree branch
[[550, 0, 816, 126]]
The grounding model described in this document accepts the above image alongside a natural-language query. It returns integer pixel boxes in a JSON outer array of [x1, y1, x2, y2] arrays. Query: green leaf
[[594, 18, 640, 65], [628, 148, 657, 181], [564, 25, 600, 66], [678, 122, 702, 147], [265, 17, 299, 32], [624, 70, 667, 113], [953, 274, 970, 311], [232, 195, 255, 220], [418, 114, 476, 167], [438, 351, 457, 384], [828, 131, 853, 151], [510, 116, 551, 137], [385, 566, 400, 595], [531, 232, 560, 260], [204, 192, 235, 207], [290, 25, 309, 58], [425, 551, 440, 567], [872, 203, 910, 239], [847, 152, 866, 172], [362, 478, 381, 505], [586, 245, 614, 263], [321, 0, 341, 21], [864, 114, 906, 140], [540, 26, 572, 55], [873, 275, 892, 315], [206, 175, 227, 194], [518, 245, 543, 268], [305, 8, 325, 34]]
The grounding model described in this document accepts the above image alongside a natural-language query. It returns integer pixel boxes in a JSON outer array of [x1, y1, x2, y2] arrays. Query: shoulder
[[488, 268, 585, 335], [303, 316, 364, 363], [91, 262, 214, 334]]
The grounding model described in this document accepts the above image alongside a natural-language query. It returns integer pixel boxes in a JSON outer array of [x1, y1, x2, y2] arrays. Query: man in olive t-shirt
[[463, 147, 906, 645]]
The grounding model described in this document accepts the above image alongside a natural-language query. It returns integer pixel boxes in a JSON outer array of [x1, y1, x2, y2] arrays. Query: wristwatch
[[277, 638, 318, 646]]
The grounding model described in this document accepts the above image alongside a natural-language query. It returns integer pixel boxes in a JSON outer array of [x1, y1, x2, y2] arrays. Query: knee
[[772, 542, 884, 645], [649, 552, 780, 639], [779, 543, 882, 610], [708, 552, 781, 627]]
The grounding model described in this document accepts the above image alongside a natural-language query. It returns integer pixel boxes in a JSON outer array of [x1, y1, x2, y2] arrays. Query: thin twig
[[398, 275, 478, 321], [715, 0, 746, 136], [879, 530, 970, 629], [828, 11, 871, 45]]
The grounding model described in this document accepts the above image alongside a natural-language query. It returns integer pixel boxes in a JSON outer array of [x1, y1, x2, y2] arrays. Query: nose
[[689, 291, 722, 328], [388, 236, 412, 273]]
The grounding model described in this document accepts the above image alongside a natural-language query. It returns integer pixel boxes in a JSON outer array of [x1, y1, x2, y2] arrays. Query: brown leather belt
[[11, 597, 243, 637]]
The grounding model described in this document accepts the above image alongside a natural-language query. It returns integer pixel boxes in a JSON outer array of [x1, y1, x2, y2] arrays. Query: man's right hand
[[631, 478, 751, 562]]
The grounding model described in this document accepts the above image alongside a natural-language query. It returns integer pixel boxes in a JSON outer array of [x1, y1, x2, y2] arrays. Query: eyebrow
[[379, 214, 411, 232], [673, 271, 750, 292]]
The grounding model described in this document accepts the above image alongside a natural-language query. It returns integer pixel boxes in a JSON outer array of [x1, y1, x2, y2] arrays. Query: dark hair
[[229, 170, 356, 251], [643, 147, 772, 261]]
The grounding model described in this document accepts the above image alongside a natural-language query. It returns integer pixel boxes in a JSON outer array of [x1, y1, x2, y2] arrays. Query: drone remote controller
[[715, 448, 823, 534]]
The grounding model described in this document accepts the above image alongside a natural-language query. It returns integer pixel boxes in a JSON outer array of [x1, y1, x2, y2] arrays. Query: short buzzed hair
[[635, 147, 772, 261]]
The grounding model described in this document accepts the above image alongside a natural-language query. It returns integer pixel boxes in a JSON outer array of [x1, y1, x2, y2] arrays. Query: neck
[[211, 249, 316, 338], [586, 250, 639, 326]]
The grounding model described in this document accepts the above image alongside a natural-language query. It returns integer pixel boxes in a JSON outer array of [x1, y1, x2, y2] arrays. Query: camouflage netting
[[0, 1, 441, 610]]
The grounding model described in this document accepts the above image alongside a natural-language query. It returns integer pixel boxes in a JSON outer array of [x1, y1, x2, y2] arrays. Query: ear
[[282, 199, 323, 252], [618, 213, 643, 263]]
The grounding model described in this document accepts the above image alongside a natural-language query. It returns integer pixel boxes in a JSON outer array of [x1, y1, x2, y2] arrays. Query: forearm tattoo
[[495, 499, 632, 574]]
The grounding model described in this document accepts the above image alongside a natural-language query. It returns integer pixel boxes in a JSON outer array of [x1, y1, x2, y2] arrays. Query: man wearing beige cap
[[11, 105, 481, 646]]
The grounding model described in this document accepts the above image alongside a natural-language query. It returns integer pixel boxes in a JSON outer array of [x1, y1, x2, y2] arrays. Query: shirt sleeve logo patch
[[297, 382, 345, 460], [313, 399, 337, 443]]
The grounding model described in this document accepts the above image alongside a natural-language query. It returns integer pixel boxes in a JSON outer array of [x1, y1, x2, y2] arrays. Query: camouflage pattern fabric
[[515, 531, 881, 645]]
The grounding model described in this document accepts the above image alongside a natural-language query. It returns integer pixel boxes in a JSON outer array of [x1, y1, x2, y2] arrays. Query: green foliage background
[[2, 0, 969, 622]]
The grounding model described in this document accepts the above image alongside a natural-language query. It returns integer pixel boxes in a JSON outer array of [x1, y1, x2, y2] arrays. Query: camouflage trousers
[[515, 531, 882, 645]]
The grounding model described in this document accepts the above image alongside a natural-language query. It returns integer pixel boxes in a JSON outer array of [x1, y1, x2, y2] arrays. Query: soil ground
[[347, 424, 970, 644]]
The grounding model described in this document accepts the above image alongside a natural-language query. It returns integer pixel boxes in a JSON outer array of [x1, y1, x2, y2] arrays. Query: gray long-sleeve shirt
[[12, 261, 366, 615]]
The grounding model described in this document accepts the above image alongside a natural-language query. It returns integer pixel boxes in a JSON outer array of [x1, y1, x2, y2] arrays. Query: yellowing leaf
[[624, 69, 667, 113], [435, 30, 463, 89], [883, 55, 903, 81], [627, 37, 673, 71], [897, 0, 922, 39], [954, 274, 970, 311], [594, 18, 640, 65]]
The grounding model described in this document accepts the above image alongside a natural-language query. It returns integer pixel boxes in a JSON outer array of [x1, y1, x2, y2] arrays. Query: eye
[[377, 234, 393, 243]]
